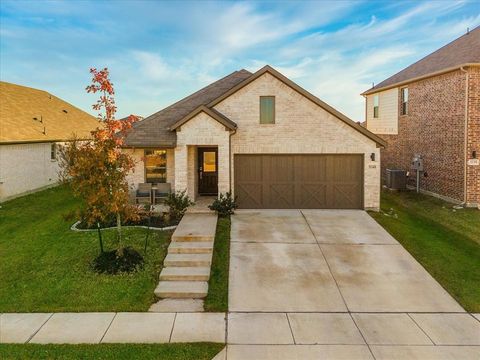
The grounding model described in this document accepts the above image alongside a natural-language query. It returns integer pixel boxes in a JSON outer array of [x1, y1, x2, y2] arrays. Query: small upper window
[[50, 143, 57, 160], [373, 95, 379, 118], [260, 96, 275, 124], [401, 87, 408, 115]]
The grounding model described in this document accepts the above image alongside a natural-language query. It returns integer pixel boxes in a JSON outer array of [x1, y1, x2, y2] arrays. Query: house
[[124, 65, 385, 210], [0, 81, 99, 201], [362, 27, 480, 208]]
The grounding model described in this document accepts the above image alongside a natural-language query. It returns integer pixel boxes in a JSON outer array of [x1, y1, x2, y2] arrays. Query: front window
[[145, 149, 167, 183], [373, 95, 379, 118], [401, 87, 408, 115], [260, 96, 275, 124]]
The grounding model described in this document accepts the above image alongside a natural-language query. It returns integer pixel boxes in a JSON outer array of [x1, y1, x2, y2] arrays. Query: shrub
[[208, 192, 238, 217], [164, 190, 194, 221]]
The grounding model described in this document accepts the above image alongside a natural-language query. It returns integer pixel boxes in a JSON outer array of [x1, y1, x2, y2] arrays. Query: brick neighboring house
[[124, 65, 386, 210], [0, 82, 99, 201], [362, 28, 480, 208]]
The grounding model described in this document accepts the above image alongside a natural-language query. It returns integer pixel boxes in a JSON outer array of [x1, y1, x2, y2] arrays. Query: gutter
[[362, 63, 480, 96], [460, 66, 469, 205]]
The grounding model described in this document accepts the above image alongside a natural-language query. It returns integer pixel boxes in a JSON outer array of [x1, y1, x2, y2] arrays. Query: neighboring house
[[124, 65, 385, 210], [362, 28, 480, 208], [0, 81, 99, 201]]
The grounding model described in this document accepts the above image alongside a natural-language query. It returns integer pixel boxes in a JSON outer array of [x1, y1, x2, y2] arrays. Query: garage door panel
[[297, 183, 328, 208], [266, 183, 295, 208], [234, 154, 363, 209]]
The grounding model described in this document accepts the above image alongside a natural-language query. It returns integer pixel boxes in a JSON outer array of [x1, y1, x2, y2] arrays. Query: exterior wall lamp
[[370, 153, 375, 161]]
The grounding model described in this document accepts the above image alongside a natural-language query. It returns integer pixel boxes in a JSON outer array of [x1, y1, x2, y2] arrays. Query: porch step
[[159, 267, 210, 281], [171, 213, 217, 242], [164, 253, 212, 267], [169, 241, 214, 254], [155, 281, 208, 299]]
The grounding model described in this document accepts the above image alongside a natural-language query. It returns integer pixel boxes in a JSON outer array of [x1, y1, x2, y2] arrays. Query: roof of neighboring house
[[363, 27, 480, 95], [123, 69, 252, 147], [0, 81, 99, 144], [125, 65, 386, 148]]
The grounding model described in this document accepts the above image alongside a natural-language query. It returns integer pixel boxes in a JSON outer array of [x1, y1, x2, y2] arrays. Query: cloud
[[1, 0, 479, 121]]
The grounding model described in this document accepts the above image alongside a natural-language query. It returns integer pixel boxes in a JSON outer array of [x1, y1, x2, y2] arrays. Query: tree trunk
[[116, 212, 123, 253]]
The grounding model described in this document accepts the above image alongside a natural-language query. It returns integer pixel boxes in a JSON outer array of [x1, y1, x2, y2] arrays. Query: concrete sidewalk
[[0, 312, 225, 344]]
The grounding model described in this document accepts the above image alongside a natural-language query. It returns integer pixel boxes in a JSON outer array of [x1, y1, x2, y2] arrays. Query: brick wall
[[467, 67, 480, 206], [379, 70, 467, 202]]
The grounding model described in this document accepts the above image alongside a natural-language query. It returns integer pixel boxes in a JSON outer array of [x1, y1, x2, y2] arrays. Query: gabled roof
[[170, 105, 237, 131], [212, 65, 386, 147], [125, 65, 385, 148], [0, 81, 99, 144], [363, 27, 480, 95], [123, 69, 251, 147]]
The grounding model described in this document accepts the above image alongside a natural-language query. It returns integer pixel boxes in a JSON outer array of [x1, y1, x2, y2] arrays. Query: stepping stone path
[[150, 212, 217, 312]]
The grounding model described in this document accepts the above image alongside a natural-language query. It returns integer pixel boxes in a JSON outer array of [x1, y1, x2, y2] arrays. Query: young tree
[[60, 68, 139, 252]]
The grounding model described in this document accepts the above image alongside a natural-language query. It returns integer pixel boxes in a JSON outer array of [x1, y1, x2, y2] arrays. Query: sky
[[1, 0, 479, 121]]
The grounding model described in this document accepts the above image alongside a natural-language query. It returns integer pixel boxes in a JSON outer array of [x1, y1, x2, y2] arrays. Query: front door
[[198, 148, 218, 195]]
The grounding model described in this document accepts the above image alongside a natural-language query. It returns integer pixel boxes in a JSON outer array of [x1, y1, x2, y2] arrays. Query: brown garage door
[[234, 154, 364, 209]]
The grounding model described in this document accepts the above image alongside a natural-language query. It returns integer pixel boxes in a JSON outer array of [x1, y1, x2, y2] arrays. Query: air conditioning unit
[[386, 169, 407, 190]]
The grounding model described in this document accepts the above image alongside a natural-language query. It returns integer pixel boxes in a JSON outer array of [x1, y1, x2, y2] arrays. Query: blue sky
[[1, 0, 479, 121]]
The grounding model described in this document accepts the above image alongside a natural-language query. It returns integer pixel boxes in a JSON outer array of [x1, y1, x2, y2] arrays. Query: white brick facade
[[214, 73, 380, 210], [124, 72, 381, 209], [0, 142, 61, 201]]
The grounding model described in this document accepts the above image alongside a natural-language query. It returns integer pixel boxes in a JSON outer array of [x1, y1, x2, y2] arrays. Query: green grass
[[369, 190, 480, 312], [0, 343, 224, 360], [0, 185, 171, 312], [204, 217, 231, 312]]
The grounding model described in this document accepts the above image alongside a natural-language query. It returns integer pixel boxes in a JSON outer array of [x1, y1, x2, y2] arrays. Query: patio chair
[[135, 183, 152, 204], [153, 183, 171, 204]]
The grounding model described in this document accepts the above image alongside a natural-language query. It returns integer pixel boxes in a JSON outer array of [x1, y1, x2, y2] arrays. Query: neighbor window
[[373, 95, 379, 118], [400, 87, 409, 115], [50, 143, 57, 160], [260, 96, 275, 124], [145, 149, 167, 183]]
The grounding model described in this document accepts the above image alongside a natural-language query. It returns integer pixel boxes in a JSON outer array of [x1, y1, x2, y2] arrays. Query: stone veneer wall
[[213, 72, 381, 210]]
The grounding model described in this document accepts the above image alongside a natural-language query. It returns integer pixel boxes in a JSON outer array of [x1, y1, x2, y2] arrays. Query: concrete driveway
[[229, 209, 464, 313]]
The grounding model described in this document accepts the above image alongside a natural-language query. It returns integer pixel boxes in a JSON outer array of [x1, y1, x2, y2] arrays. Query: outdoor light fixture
[[370, 153, 375, 161], [473, 150, 477, 159]]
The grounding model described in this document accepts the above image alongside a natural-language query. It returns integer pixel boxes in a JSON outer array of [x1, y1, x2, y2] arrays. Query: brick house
[[362, 28, 480, 208], [124, 65, 386, 210], [0, 82, 99, 201]]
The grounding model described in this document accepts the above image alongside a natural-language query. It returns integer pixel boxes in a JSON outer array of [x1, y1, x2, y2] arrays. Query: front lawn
[[0, 186, 171, 312], [369, 190, 480, 312], [0, 343, 224, 360]]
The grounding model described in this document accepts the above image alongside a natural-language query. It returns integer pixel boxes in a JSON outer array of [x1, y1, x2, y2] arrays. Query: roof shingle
[[124, 69, 252, 147], [0, 82, 99, 144]]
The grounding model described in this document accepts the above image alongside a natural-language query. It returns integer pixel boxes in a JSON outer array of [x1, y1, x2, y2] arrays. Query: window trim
[[373, 95, 379, 118], [259, 96, 275, 124], [400, 87, 409, 116], [144, 148, 168, 184]]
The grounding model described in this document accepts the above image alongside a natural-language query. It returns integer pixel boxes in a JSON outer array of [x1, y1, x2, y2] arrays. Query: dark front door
[[198, 148, 218, 195]]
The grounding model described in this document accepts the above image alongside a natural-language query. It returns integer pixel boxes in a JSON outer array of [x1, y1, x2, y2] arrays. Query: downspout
[[229, 128, 237, 193], [460, 66, 469, 206]]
